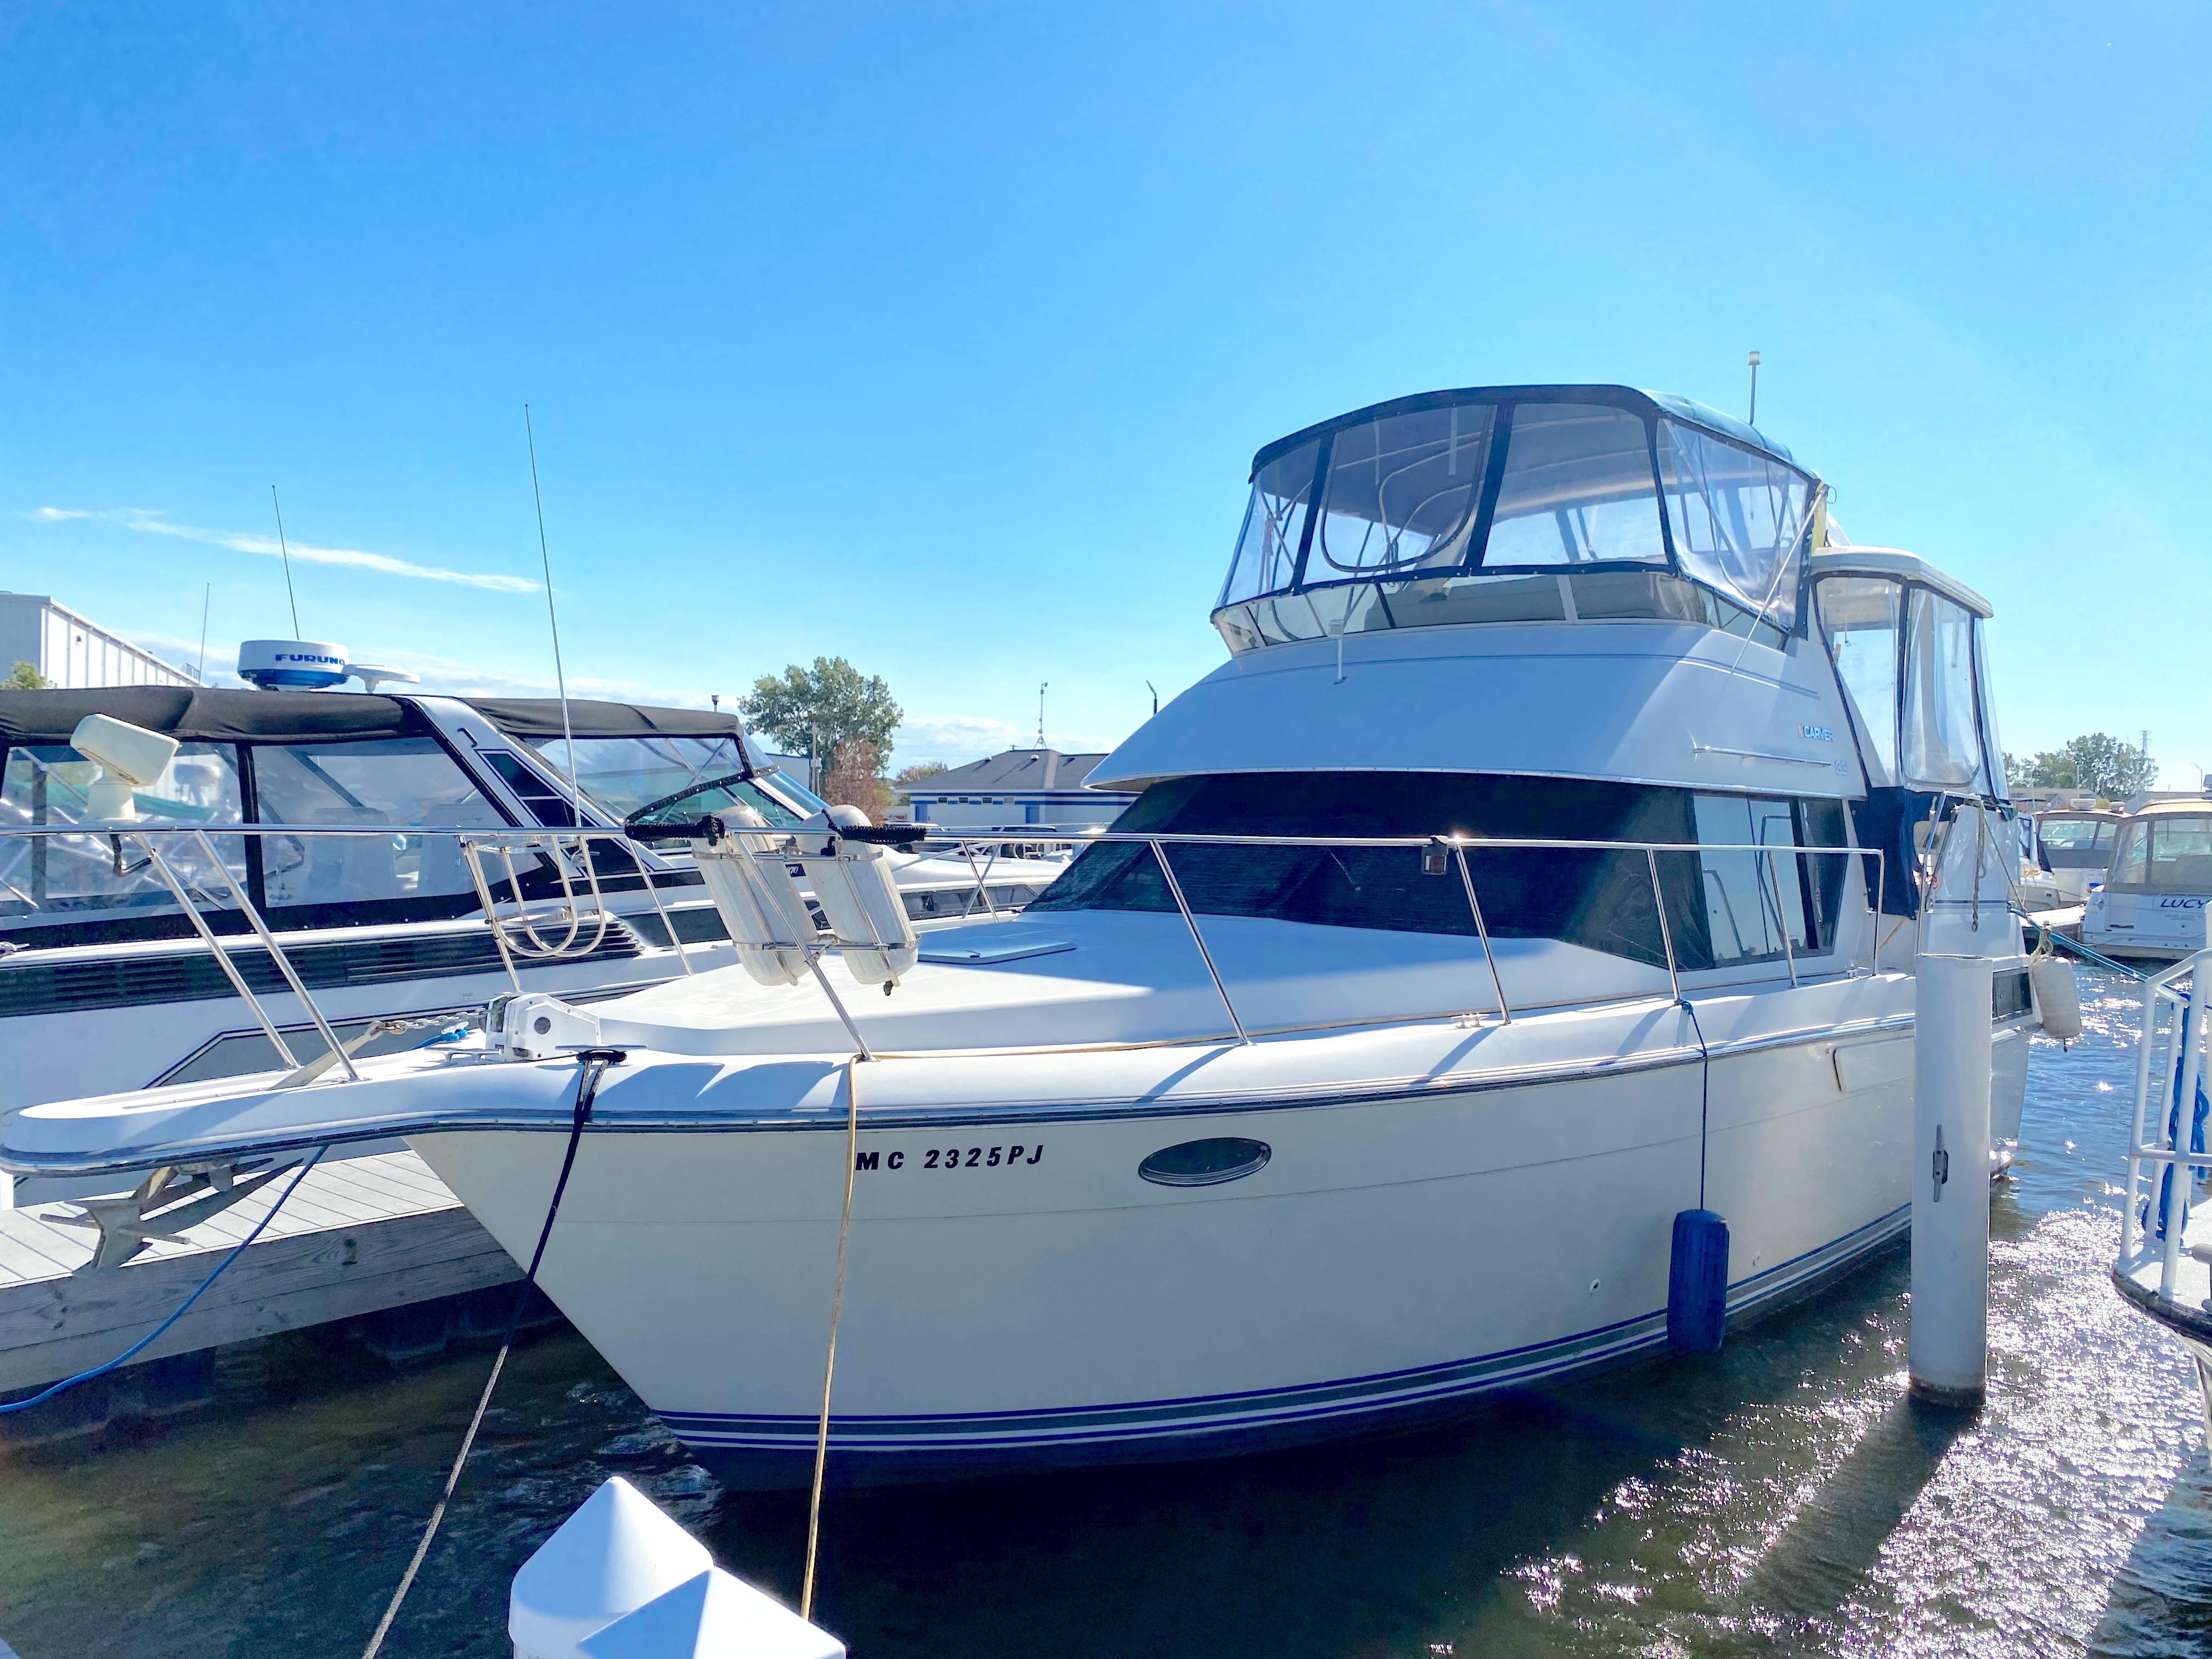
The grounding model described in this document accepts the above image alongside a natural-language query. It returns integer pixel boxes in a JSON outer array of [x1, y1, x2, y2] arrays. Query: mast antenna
[[1747, 351, 1761, 427], [524, 405, 582, 828], [194, 582, 211, 684], [270, 486, 301, 635], [1037, 682, 1049, 749]]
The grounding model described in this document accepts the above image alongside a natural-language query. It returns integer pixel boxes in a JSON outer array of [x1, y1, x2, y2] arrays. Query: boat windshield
[[1218, 391, 1815, 651], [526, 733, 751, 819], [2106, 815, 2212, 894]]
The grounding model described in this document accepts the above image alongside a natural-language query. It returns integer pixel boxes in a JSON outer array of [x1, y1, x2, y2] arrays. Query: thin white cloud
[[31, 507, 538, 594]]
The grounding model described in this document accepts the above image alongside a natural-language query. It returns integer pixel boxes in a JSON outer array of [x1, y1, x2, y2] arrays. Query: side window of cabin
[[1901, 590, 1984, 789], [251, 737, 507, 910], [1816, 577, 1901, 786], [1690, 794, 1811, 967], [2114, 816, 2212, 894], [477, 750, 579, 828], [0, 742, 248, 936], [2108, 823, 2148, 887]]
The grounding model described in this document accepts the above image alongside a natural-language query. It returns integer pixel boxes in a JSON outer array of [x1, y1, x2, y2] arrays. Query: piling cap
[[578, 1567, 846, 1659], [511, 1476, 714, 1659]]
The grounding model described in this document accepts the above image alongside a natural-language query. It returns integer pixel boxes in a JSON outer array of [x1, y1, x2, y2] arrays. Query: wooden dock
[[0, 1150, 518, 1396]]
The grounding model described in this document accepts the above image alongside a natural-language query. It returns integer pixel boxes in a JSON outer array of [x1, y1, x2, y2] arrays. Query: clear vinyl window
[[252, 736, 506, 910], [1900, 590, 1984, 790], [1481, 404, 1668, 568], [1657, 421, 1810, 630], [1817, 576, 1903, 787], [0, 742, 247, 931], [1221, 441, 1320, 606], [1311, 405, 1492, 578]]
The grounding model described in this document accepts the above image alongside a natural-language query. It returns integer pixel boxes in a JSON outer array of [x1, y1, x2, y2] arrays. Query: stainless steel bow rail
[[0, 820, 1892, 1062], [2119, 946, 2212, 1300]]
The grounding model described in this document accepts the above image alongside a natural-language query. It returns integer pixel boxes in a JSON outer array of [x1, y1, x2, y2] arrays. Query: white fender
[[795, 805, 918, 988], [690, 804, 817, 987], [2029, 957, 2083, 1043]]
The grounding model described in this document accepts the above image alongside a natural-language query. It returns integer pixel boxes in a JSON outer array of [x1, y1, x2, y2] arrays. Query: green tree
[[2021, 732, 2157, 798], [5, 661, 49, 690], [893, 761, 947, 787], [738, 657, 902, 783]]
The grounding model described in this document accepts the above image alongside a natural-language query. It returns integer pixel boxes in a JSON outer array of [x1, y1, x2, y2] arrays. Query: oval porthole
[[1138, 1137, 1271, 1188]]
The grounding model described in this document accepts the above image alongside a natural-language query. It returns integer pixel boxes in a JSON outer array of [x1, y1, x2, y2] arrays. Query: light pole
[[1037, 682, 1049, 750]]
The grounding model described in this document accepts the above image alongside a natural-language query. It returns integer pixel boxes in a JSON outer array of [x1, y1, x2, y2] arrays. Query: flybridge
[[1213, 384, 1821, 654]]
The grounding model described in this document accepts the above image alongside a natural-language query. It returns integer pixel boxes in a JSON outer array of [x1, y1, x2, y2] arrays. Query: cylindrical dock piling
[[1910, 952, 1994, 1408]]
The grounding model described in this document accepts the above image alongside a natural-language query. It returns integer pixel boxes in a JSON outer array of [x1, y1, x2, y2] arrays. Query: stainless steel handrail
[[0, 821, 1897, 1062], [2119, 946, 2212, 1298]]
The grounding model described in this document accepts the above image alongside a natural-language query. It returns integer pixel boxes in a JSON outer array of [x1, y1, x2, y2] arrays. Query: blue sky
[[3, 4, 2207, 776]]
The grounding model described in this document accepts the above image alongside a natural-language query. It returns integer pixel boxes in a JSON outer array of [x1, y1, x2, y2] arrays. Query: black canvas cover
[[463, 698, 746, 741], [0, 687, 422, 745]]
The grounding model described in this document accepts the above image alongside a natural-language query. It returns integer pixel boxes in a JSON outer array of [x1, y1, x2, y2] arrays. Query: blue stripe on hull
[[661, 1205, 1911, 1489]]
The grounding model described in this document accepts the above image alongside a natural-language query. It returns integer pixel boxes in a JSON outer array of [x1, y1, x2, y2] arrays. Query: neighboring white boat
[[2082, 799, 2212, 961], [2031, 807, 2123, 904], [0, 690, 1060, 1137], [3, 385, 2036, 1485]]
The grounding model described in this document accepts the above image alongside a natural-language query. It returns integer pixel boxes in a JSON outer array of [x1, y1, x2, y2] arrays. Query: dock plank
[[0, 1150, 522, 1393]]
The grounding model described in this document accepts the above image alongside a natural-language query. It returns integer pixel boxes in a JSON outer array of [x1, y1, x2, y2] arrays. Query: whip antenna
[[195, 582, 211, 684], [524, 406, 582, 827], [270, 486, 301, 635]]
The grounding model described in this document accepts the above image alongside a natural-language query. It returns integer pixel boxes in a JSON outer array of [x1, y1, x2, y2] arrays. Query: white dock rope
[[802, 1054, 863, 1622]]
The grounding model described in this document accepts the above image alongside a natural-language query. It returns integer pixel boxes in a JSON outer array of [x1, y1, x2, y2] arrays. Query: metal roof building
[[897, 748, 1135, 830], [0, 594, 199, 690]]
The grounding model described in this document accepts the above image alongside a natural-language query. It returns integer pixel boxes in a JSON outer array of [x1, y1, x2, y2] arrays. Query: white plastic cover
[[577, 1567, 846, 1659], [69, 713, 182, 790], [510, 1476, 713, 1659]]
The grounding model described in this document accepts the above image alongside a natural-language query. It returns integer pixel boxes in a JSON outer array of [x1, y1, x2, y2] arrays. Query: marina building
[[0, 592, 199, 689], [896, 747, 1135, 830]]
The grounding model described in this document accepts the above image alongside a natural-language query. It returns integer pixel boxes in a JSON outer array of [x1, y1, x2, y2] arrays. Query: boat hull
[[411, 1009, 1958, 1486]]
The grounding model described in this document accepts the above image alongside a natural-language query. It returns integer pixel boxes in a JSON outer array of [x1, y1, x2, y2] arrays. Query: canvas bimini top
[[0, 688, 746, 747], [1216, 384, 1820, 654]]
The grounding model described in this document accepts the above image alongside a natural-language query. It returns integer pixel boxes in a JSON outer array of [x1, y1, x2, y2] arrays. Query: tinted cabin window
[[1026, 774, 1849, 971], [479, 750, 580, 828], [0, 741, 247, 939]]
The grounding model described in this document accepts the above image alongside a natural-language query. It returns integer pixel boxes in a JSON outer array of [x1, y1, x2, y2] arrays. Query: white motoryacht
[[3, 385, 2036, 1483], [0, 689, 1060, 1138]]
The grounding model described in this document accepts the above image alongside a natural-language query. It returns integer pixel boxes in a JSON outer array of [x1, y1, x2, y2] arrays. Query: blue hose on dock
[[0, 1146, 329, 1417]]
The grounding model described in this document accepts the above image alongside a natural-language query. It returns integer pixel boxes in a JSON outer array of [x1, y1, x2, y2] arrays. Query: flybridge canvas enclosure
[[1217, 385, 1816, 649]]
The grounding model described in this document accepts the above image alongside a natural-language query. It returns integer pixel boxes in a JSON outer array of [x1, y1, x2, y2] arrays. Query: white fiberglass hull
[[406, 980, 2018, 1486]]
